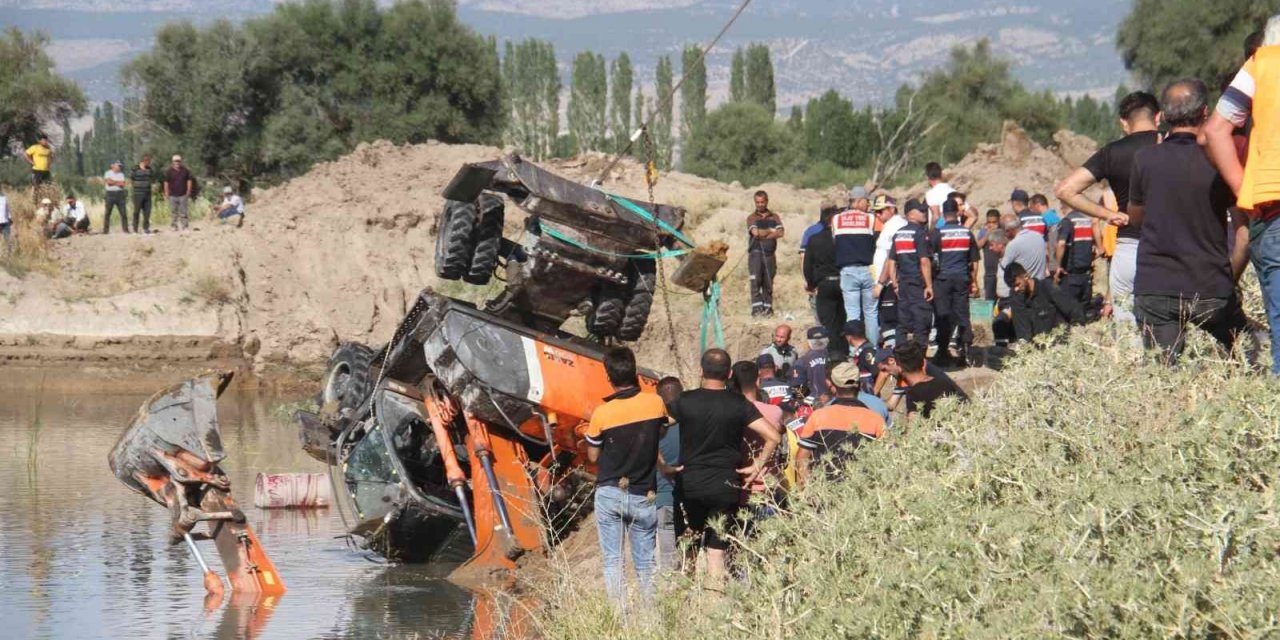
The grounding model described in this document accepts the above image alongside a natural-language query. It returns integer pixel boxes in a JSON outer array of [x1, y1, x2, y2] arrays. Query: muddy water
[[0, 387, 481, 639]]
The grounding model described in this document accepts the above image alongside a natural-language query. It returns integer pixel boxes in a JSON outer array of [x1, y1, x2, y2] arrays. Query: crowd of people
[[586, 19, 1280, 612], [2, 143, 246, 247]]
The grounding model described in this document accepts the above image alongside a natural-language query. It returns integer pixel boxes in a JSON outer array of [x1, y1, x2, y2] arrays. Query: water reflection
[[0, 385, 482, 639]]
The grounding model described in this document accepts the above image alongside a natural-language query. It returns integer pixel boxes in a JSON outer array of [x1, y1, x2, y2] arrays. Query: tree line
[[4, 0, 1276, 193]]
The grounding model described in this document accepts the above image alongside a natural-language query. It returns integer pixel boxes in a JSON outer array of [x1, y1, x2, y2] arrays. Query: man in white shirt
[[872, 195, 907, 347], [923, 161, 954, 226], [215, 186, 246, 227], [103, 160, 130, 233], [0, 188, 11, 251], [63, 195, 89, 233]]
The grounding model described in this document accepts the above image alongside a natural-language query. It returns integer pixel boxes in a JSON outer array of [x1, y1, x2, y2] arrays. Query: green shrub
[[534, 324, 1280, 638]]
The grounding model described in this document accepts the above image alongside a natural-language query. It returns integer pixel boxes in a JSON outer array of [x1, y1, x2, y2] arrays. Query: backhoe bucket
[[108, 372, 285, 597]]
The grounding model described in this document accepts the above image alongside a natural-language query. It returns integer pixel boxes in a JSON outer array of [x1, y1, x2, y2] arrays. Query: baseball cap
[[223, 186, 234, 194], [849, 186, 868, 200], [904, 199, 928, 215], [111, 160, 122, 167], [172, 154, 183, 162], [942, 198, 959, 214], [806, 326, 829, 340], [40, 198, 52, 205], [829, 362, 861, 388], [875, 347, 895, 364], [872, 194, 897, 211], [841, 319, 866, 337], [755, 354, 776, 370], [1010, 188, 1029, 203]]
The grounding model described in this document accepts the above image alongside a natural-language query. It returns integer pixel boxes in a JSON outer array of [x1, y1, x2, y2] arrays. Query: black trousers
[[104, 191, 128, 233], [933, 276, 972, 350], [132, 196, 152, 232], [878, 286, 898, 346], [1135, 294, 1247, 366], [993, 297, 1016, 345], [897, 280, 933, 345], [748, 251, 776, 315], [814, 277, 847, 358], [1062, 272, 1093, 306], [984, 273, 998, 301]]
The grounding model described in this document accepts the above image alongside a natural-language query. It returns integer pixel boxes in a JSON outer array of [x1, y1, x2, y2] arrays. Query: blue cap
[[806, 326, 829, 340], [1010, 188, 1029, 203], [756, 354, 776, 370], [875, 347, 894, 364], [841, 319, 866, 337]]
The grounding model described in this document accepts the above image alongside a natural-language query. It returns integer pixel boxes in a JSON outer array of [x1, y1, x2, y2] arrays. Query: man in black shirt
[[895, 340, 968, 422], [802, 204, 847, 358], [1055, 91, 1161, 325], [1129, 79, 1250, 366], [1005, 262, 1086, 343], [130, 154, 155, 234], [669, 348, 780, 582]]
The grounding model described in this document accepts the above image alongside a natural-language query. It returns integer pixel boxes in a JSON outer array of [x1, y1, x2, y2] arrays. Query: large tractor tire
[[463, 193, 505, 285], [323, 342, 377, 414], [435, 200, 478, 280], [617, 261, 657, 342], [586, 287, 627, 338]]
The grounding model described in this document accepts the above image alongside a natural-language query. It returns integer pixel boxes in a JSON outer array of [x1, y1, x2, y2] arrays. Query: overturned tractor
[[299, 156, 722, 569]]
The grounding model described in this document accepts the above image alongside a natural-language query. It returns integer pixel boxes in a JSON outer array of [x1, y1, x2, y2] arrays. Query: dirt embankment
[[0, 123, 1092, 387]]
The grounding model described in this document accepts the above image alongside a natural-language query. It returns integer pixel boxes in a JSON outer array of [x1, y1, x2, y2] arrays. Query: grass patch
[[188, 274, 234, 307], [533, 323, 1280, 638], [0, 187, 58, 279]]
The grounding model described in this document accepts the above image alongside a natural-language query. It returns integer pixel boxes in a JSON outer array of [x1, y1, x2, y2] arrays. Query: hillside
[[0, 124, 1091, 384], [1, 0, 1129, 106]]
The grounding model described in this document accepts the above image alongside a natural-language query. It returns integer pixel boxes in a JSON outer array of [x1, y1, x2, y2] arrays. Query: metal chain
[[640, 130, 689, 381]]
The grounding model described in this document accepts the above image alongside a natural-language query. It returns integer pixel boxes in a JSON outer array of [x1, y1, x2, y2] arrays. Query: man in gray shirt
[[103, 160, 129, 233], [997, 213, 1046, 297]]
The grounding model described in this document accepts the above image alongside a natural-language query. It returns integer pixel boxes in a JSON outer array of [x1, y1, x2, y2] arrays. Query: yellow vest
[[1240, 47, 1280, 210]]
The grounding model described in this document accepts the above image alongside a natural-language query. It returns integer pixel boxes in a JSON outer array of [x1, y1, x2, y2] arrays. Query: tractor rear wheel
[[586, 286, 626, 338], [323, 342, 376, 414], [436, 200, 477, 280], [617, 261, 657, 342], [463, 193, 505, 285]]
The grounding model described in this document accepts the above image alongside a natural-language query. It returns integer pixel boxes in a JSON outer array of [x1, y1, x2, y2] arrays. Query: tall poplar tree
[[654, 55, 675, 169], [610, 53, 633, 152], [745, 43, 776, 115], [679, 45, 707, 147]]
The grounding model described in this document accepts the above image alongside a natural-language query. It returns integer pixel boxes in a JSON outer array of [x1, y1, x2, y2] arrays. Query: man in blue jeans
[[585, 346, 668, 608], [1206, 26, 1280, 375], [832, 187, 879, 348]]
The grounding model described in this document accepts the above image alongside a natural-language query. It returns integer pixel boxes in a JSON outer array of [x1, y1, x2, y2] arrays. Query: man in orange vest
[[1205, 18, 1280, 375]]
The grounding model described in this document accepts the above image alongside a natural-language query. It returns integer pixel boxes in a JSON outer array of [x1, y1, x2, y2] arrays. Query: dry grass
[[0, 187, 59, 279], [188, 274, 234, 307], [530, 321, 1280, 638]]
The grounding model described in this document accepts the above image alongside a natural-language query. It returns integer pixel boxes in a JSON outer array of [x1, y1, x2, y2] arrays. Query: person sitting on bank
[[1005, 261, 1086, 344], [215, 186, 246, 227], [63, 195, 89, 234]]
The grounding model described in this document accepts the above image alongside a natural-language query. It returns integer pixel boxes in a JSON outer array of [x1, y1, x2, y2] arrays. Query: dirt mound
[[895, 121, 1100, 213]]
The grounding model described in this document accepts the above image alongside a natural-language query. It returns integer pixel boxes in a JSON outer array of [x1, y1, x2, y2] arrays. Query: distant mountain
[[0, 0, 1134, 108]]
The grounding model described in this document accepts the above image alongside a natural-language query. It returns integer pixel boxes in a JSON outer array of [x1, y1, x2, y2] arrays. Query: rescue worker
[[756, 354, 795, 411], [747, 190, 785, 317], [888, 199, 934, 345], [1055, 206, 1098, 306], [839, 319, 877, 394], [930, 199, 979, 367], [790, 327, 831, 406], [793, 361, 886, 486], [832, 188, 879, 347], [1011, 189, 1046, 238]]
